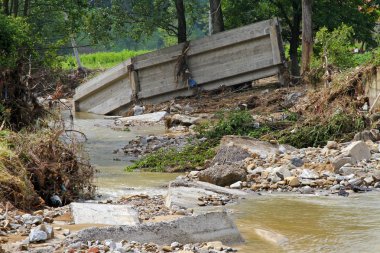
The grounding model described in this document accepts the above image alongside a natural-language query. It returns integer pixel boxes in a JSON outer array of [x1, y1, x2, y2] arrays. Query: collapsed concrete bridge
[[73, 18, 286, 115]]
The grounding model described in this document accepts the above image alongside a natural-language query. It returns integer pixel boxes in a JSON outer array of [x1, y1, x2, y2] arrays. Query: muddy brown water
[[74, 112, 380, 253], [73, 112, 180, 197]]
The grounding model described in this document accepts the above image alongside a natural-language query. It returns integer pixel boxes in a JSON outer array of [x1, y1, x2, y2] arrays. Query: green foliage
[[61, 49, 149, 69], [276, 112, 366, 148], [314, 24, 356, 69], [248, 125, 272, 139], [85, 0, 208, 45], [125, 141, 216, 172], [352, 52, 373, 66], [0, 14, 34, 69], [202, 110, 256, 140], [370, 48, 380, 66]]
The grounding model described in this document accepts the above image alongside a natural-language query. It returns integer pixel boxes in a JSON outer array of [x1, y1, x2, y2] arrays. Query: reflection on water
[[234, 193, 380, 253]]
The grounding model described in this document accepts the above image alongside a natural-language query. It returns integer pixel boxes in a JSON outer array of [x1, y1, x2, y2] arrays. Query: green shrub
[[202, 110, 256, 140], [314, 24, 356, 69], [276, 112, 366, 148]]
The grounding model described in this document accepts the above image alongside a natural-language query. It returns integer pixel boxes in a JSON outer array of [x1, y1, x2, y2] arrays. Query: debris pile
[[65, 239, 238, 253], [11, 129, 96, 207], [122, 134, 197, 157], [118, 194, 171, 221]]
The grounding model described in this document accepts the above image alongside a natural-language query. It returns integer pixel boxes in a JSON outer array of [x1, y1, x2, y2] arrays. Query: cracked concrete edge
[[64, 211, 244, 246]]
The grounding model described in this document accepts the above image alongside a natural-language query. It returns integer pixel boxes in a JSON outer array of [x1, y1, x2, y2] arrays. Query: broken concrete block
[[70, 203, 139, 226], [119, 111, 168, 124], [65, 212, 244, 246]]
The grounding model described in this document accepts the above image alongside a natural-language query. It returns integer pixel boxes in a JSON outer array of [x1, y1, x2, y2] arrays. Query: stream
[[74, 112, 380, 253]]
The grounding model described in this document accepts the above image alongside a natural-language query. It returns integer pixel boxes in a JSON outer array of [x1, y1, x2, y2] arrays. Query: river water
[[74, 112, 380, 253]]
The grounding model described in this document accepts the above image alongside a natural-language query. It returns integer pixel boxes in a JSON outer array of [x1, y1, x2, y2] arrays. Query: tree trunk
[[175, 0, 187, 43], [9, 0, 13, 15], [12, 0, 18, 16], [209, 0, 224, 34], [289, 0, 302, 77], [301, 0, 313, 74], [71, 37, 84, 70], [2, 0, 9, 15], [23, 0, 30, 16]]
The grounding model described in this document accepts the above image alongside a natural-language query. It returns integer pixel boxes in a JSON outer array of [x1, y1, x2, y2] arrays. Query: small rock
[[171, 242, 181, 249], [162, 245, 172, 252], [285, 176, 300, 187], [29, 230, 48, 243], [348, 178, 362, 186], [230, 181, 242, 189], [332, 156, 353, 172], [364, 176, 374, 185], [299, 169, 319, 180], [290, 157, 304, 167], [133, 105, 145, 116], [63, 229, 70, 236], [338, 188, 349, 197], [326, 141, 338, 149], [88, 247, 100, 253], [300, 186, 314, 194]]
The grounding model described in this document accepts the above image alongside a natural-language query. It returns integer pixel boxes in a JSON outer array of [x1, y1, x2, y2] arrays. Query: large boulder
[[198, 164, 247, 186], [332, 141, 371, 172], [341, 141, 371, 163]]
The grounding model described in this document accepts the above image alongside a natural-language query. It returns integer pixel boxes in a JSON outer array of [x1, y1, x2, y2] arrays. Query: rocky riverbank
[[190, 134, 380, 197]]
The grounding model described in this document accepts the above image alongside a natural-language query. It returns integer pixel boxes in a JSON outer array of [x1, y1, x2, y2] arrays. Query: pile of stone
[[0, 204, 68, 239], [197, 195, 237, 207], [194, 135, 380, 196], [117, 194, 172, 221], [121, 134, 206, 157], [65, 239, 238, 253]]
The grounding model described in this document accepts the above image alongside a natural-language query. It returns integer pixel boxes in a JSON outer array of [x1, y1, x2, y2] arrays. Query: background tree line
[[1, 0, 380, 74]]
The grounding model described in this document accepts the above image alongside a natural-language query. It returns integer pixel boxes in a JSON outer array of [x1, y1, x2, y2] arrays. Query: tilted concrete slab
[[74, 18, 285, 115], [70, 203, 139, 226], [118, 111, 168, 124], [65, 212, 244, 245]]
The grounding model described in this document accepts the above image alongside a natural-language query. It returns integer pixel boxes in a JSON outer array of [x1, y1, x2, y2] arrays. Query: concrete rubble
[[70, 203, 139, 226], [64, 212, 244, 247]]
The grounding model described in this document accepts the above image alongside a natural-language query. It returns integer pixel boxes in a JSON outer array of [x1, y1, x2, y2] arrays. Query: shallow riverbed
[[74, 112, 380, 253]]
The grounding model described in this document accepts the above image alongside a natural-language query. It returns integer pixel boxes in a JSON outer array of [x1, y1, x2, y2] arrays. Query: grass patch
[[62, 49, 150, 70], [274, 112, 366, 148], [125, 141, 216, 172]]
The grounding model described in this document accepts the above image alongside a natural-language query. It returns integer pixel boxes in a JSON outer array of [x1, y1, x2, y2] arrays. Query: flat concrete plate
[[119, 111, 168, 123], [70, 203, 139, 226]]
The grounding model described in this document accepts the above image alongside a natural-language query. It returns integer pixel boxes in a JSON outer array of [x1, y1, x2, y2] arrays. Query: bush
[[314, 24, 356, 69], [275, 112, 366, 148], [202, 110, 256, 140]]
